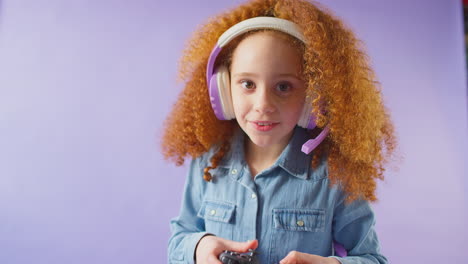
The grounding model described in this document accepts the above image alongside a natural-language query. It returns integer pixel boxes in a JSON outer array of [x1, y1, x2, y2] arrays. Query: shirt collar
[[276, 126, 312, 180], [218, 126, 312, 180]]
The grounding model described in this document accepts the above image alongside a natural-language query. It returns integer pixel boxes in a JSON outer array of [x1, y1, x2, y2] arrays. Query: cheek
[[283, 98, 305, 121], [231, 95, 247, 117], [285, 108, 302, 124], [231, 88, 248, 115]]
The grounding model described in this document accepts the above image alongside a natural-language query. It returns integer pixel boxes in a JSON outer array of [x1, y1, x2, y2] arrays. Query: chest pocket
[[198, 200, 236, 239], [269, 209, 327, 264], [273, 208, 325, 232], [198, 200, 236, 223]]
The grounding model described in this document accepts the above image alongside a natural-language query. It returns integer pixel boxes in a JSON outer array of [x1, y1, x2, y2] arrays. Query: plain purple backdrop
[[0, 0, 467, 263]]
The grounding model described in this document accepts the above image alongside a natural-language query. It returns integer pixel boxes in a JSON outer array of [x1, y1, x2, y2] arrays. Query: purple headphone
[[206, 17, 329, 154]]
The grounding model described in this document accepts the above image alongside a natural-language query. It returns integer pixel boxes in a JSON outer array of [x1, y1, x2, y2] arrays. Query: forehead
[[230, 31, 304, 74]]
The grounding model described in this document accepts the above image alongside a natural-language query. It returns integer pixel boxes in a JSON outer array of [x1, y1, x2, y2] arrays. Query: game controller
[[219, 249, 259, 264]]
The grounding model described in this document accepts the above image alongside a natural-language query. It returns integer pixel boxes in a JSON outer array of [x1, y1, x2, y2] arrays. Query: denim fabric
[[168, 126, 387, 264]]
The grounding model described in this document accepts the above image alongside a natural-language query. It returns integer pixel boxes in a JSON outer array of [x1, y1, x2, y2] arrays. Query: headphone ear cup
[[298, 96, 317, 130], [209, 71, 225, 120], [216, 65, 236, 120]]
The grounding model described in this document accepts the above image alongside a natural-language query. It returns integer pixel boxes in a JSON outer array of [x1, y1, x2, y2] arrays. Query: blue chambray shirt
[[168, 126, 387, 264]]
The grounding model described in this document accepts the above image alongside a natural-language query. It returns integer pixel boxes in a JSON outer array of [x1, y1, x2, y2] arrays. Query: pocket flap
[[273, 208, 325, 232], [198, 200, 236, 223]]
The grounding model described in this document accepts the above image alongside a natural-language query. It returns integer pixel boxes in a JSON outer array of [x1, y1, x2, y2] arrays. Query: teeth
[[257, 122, 272, 126]]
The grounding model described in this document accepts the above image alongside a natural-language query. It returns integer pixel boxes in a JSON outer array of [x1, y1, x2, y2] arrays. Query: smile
[[257, 122, 273, 126], [250, 121, 279, 132]]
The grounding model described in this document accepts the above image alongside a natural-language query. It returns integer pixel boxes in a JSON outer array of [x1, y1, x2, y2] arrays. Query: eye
[[276, 82, 292, 93], [240, 80, 255, 90]]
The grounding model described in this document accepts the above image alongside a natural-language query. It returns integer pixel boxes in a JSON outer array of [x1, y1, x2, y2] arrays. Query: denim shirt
[[168, 127, 387, 264]]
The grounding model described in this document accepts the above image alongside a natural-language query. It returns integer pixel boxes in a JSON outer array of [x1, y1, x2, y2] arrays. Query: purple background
[[1, 0, 467, 263]]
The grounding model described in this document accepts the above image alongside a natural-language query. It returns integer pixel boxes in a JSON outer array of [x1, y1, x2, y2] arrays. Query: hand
[[280, 251, 341, 264], [195, 235, 258, 264]]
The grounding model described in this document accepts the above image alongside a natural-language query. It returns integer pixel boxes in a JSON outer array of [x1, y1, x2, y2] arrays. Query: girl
[[164, 0, 396, 263]]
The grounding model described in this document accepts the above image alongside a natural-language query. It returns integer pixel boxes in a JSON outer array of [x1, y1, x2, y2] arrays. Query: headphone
[[206, 17, 329, 154]]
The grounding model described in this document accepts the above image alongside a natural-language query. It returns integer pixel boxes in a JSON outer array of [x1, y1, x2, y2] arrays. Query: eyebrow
[[232, 72, 302, 80]]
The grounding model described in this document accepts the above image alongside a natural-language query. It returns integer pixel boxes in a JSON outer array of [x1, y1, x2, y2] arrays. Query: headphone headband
[[217, 17, 306, 47]]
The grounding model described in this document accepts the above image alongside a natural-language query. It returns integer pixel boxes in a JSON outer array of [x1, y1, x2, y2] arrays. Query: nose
[[253, 85, 276, 114]]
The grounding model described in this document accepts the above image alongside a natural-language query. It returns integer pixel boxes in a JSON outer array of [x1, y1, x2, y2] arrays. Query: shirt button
[[251, 193, 257, 199], [231, 169, 238, 174], [210, 210, 216, 216], [297, 220, 304, 227]]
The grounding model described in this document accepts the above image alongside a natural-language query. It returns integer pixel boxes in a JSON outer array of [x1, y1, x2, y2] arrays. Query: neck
[[244, 132, 293, 177]]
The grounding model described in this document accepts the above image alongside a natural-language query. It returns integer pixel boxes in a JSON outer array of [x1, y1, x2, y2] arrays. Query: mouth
[[256, 122, 274, 126], [250, 121, 279, 132]]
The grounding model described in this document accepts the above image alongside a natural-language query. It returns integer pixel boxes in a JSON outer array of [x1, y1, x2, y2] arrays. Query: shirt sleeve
[[167, 158, 210, 264], [330, 195, 388, 264]]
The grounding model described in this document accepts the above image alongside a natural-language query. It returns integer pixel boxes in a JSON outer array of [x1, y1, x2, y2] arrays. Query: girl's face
[[230, 31, 306, 152]]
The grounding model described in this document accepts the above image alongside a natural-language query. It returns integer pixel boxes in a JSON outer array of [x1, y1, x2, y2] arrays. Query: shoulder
[[188, 142, 230, 181], [192, 142, 232, 167]]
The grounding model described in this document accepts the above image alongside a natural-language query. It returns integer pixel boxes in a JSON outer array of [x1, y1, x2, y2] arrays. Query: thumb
[[226, 239, 258, 252]]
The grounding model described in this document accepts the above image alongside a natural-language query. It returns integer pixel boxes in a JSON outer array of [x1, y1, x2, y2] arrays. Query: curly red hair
[[162, 0, 397, 203]]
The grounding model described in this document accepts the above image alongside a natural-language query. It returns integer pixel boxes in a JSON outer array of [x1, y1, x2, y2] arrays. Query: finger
[[225, 239, 259, 252], [280, 251, 301, 264]]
